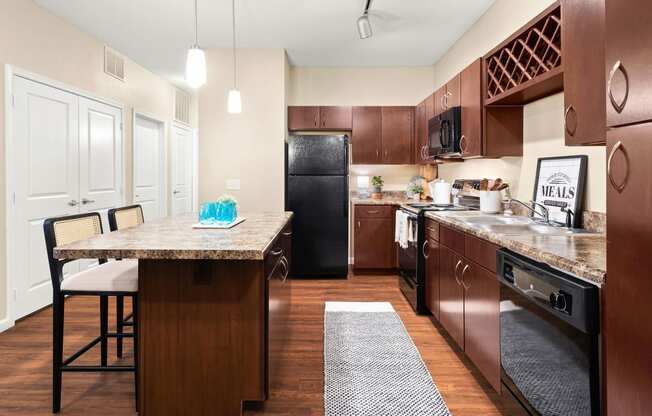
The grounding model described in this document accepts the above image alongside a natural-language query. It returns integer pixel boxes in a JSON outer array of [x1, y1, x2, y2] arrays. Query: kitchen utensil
[[480, 178, 489, 191], [491, 178, 503, 191]]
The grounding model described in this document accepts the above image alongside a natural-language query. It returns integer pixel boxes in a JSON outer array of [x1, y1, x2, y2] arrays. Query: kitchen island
[[54, 212, 293, 416]]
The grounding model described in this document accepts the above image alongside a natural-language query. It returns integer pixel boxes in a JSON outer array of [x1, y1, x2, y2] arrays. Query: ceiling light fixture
[[357, 0, 373, 39], [227, 0, 242, 113], [185, 0, 206, 89]]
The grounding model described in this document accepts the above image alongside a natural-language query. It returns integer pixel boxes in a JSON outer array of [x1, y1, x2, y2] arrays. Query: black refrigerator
[[286, 135, 349, 278]]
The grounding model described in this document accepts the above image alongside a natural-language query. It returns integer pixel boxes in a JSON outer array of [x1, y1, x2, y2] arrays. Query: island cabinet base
[[137, 259, 267, 416]]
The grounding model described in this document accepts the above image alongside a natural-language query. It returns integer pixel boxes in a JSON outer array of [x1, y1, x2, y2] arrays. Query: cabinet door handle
[[81, 198, 95, 204], [422, 240, 429, 259], [440, 95, 446, 110], [366, 210, 380, 214], [564, 105, 577, 136], [280, 256, 289, 282], [357, 221, 361, 228], [459, 134, 467, 154], [607, 140, 629, 193], [270, 247, 283, 257], [68, 200, 79, 207], [608, 60, 629, 113], [282, 230, 293, 236], [376, 149, 380, 158], [454, 260, 463, 286], [461, 264, 470, 290]]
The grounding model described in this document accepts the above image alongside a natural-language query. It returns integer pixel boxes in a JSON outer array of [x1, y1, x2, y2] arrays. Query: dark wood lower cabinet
[[462, 260, 500, 392], [353, 206, 395, 270], [438, 245, 465, 349], [425, 236, 440, 320], [605, 123, 652, 415]]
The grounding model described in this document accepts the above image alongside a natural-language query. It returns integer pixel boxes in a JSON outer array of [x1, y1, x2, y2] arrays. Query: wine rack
[[485, 3, 562, 104]]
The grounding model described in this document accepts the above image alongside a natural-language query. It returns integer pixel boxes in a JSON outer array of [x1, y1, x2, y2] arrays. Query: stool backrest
[[108, 205, 144, 231], [43, 212, 106, 291]]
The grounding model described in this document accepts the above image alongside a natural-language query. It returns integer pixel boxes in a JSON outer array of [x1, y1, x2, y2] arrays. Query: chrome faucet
[[509, 198, 550, 224]]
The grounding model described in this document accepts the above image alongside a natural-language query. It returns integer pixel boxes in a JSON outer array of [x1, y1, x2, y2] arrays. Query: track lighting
[[357, 0, 373, 39]]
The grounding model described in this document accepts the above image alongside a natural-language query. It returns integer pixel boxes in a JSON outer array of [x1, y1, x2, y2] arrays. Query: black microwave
[[427, 106, 462, 158]]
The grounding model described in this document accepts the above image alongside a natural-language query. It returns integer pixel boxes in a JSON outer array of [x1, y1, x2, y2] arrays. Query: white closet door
[[12, 76, 80, 319], [170, 124, 193, 216], [134, 114, 164, 220], [78, 97, 123, 271]]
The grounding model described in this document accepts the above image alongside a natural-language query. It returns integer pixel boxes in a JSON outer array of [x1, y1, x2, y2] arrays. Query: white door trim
[[3, 64, 126, 331], [132, 110, 168, 217]]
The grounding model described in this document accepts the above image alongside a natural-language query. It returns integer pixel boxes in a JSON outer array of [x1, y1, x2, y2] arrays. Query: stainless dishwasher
[[497, 249, 600, 416]]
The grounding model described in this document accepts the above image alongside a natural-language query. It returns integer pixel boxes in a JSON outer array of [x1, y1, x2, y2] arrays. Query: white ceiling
[[34, 0, 494, 86]]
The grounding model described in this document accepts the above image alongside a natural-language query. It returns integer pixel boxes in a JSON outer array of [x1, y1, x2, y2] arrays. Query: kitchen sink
[[456, 215, 596, 235], [477, 223, 595, 236]]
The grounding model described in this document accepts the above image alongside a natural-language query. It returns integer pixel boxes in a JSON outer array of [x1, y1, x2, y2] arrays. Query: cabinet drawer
[[354, 205, 393, 219], [425, 219, 439, 241], [465, 234, 499, 273], [265, 223, 291, 279], [440, 225, 465, 255]]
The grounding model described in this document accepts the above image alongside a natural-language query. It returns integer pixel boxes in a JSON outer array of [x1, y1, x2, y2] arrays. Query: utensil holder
[[479, 191, 503, 214]]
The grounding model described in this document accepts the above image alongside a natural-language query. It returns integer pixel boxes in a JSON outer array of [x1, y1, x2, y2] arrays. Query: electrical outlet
[[226, 179, 241, 191]]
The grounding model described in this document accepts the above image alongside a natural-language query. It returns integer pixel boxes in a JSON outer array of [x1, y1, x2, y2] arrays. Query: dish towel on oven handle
[[395, 210, 409, 249]]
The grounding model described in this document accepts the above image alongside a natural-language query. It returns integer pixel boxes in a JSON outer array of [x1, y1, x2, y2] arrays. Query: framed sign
[[532, 155, 588, 228]]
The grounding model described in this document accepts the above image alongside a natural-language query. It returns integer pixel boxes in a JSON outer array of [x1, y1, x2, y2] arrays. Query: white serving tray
[[192, 217, 246, 229]]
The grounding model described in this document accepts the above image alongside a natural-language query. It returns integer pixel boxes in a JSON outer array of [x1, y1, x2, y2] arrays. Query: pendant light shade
[[185, 0, 206, 89], [357, 15, 372, 39], [227, 89, 242, 114], [228, 0, 242, 113], [186, 46, 206, 89], [357, 0, 373, 39]]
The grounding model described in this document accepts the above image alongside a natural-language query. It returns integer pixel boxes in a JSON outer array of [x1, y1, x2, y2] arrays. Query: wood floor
[[0, 274, 524, 415]]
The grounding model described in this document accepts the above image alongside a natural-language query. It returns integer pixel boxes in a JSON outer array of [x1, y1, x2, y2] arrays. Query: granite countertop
[[424, 211, 606, 285], [351, 192, 412, 206], [54, 212, 293, 261]]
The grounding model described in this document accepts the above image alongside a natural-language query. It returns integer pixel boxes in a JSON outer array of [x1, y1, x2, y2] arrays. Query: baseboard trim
[[0, 317, 15, 333]]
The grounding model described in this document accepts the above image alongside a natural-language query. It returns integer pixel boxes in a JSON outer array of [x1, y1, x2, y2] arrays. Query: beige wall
[[198, 49, 288, 212], [0, 0, 197, 324], [289, 66, 435, 190], [433, 0, 607, 212]]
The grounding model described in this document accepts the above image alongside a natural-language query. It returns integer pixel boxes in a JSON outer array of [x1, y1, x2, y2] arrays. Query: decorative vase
[[216, 200, 237, 224]]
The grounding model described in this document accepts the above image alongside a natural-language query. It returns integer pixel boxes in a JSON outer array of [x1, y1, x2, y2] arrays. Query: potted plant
[[408, 183, 424, 201], [371, 176, 384, 199]]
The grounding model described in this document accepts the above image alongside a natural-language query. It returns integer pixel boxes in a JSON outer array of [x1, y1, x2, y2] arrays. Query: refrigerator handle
[[344, 137, 349, 217]]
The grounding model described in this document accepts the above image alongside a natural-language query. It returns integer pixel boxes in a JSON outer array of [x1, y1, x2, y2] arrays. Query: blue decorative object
[[199, 195, 238, 225], [216, 200, 237, 224], [199, 202, 218, 224]]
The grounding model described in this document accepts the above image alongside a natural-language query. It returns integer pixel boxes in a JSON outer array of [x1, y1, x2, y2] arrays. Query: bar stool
[[43, 212, 139, 413], [108, 204, 144, 359]]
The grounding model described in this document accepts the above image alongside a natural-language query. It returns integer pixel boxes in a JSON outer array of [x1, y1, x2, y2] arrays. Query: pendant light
[[357, 0, 373, 39], [186, 0, 206, 88], [227, 0, 242, 113]]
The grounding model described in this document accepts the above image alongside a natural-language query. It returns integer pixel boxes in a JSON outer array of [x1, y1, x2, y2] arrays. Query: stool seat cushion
[[61, 260, 138, 293]]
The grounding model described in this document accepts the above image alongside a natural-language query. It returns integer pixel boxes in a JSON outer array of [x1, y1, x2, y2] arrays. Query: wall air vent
[[104, 46, 125, 81], [174, 88, 191, 125]]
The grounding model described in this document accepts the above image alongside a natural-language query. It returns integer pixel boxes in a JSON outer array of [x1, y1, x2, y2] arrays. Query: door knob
[[173, 190, 180, 194], [81, 198, 95, 204], [68, 200, 79, 207]]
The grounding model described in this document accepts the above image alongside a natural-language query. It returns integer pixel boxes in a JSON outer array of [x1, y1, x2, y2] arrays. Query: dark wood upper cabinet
[[562, 0, 606, 145], [351, 106, 382, 164], [460, 59, 483, 158], [462, 260, 500, 392], [434, 86, 447, 116], [445, 74, 461, 109], [414, 100, 429, 165], [381, 106, 414, 164], [319, 106, 352, 130], [605, 123, 652, 415], [425, 93, 436, 121], [288, 106, 319, 130], [605, 0, 652, 127], [439, 245, 465, 349], [353, 206, 395, 269]]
